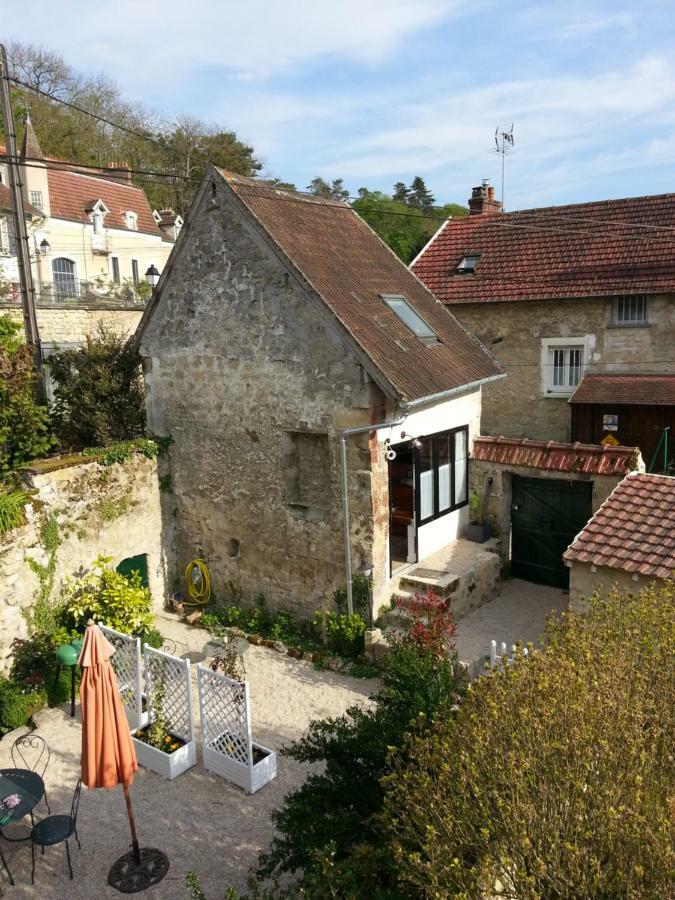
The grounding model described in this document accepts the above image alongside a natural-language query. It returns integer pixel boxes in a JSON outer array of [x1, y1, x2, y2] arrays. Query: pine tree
[[392, 181, 410, 204], [408, 176, 436, 210]]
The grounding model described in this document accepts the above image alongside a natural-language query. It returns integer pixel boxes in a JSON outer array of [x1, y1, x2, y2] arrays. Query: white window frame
[[110, 256, 121, 284], [613, 295, 648, 326], [29, 190, 44, 211], [540, 335, 594, 398], [125, 211, 138, 230]]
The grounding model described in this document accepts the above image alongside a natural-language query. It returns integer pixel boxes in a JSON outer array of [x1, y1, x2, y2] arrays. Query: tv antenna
[[494, 124, 514, 210]]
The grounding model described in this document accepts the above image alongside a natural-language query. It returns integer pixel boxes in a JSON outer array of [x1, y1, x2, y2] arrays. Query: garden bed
[[203, 729, 277, 794], [132, 726, 196, 780]]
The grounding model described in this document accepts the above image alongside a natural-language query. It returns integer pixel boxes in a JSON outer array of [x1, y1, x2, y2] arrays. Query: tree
[[392, 181, 410, 204], [0, 315, 53, 475], [385, 582, 675, 899], [306, 177, 349, 201], [408, 176, 435, 210], [48, 326, 146, 449]]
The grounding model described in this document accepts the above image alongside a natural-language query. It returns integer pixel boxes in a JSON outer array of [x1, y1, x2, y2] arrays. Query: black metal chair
[[30, 779, 81, 883], [11, 734, 51, 816]]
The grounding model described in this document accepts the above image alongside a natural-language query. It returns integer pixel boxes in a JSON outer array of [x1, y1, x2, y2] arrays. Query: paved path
[[455, 578, 568, 672]]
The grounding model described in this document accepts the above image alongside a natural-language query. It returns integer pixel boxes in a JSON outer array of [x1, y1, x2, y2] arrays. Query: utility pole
[[0, 43, 42, 366]]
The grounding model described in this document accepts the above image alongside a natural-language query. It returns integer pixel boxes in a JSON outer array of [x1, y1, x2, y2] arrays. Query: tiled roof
[[472, 435, 642, 476], [563, 473, 675, 579], [46, 169, 161, 235], [412, 193, 675, 304], [570, 373, 675, 406], [219, 171, 502, 403], [0, 183, 43, 217]]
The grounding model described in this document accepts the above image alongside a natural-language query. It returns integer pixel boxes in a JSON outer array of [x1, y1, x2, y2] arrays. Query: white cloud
[[1, 0, 463, 94]]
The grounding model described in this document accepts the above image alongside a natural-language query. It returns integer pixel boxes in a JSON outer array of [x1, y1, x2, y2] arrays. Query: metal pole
[[340, 416, 406, 616], [0, 44, 42, 367], [664, 426, 670, 474]]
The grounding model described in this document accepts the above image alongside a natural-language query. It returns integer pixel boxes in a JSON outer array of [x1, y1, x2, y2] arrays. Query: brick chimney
[[469, 179, 502, 215], [104, 162, 133, 184]]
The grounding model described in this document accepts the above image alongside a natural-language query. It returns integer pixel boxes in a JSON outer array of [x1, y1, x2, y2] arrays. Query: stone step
[[398, 567, 460, 598]]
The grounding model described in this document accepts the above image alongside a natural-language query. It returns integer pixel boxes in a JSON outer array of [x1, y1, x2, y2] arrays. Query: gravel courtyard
[[0, 615, 378, 899]]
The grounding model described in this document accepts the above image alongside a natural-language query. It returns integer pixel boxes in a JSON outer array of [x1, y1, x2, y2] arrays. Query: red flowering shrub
[[396, 589, 456, 658]]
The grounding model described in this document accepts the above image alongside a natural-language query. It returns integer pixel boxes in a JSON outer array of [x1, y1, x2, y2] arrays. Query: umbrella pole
[[123, 783, 141, 865]]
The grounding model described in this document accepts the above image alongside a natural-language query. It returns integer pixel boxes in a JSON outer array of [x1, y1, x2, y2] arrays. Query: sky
[[3, 0, 675, 209]]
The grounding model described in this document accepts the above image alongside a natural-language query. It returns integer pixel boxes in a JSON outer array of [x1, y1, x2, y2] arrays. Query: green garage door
[[511, 477, 592, 588]]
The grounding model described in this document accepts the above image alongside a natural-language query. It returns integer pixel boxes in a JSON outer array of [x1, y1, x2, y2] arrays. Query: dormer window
[[124, 211, 138, 230], [381, 294, 439, 345], [87, 199, 109, 235], [92, 211, 103, 235], [457, 254, 480, 274]]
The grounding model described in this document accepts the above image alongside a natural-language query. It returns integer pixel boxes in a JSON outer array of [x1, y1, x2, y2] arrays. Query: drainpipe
[[340, 415, 406, 615]]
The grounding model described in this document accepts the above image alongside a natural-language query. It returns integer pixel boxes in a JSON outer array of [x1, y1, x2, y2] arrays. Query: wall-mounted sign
[[601, 433, 620, 447], [602, 414, 619, 432]]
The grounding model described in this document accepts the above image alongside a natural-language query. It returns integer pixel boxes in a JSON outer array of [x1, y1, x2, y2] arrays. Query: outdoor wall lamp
[[145, 264, 160, 287], [400, 431, 423, 448], [39, 238, 50, 255]]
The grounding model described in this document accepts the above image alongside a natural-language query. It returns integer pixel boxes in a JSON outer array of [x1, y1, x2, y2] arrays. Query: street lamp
[[145, 264, 160, 288], [39, 238, 50, 255]]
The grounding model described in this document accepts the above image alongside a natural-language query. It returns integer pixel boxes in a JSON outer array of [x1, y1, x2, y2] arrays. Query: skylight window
[[381, 295, 439, 343], [457, 254, 480, 274]]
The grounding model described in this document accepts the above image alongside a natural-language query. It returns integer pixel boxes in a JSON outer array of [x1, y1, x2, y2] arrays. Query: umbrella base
[[108, 847, 169, 893]]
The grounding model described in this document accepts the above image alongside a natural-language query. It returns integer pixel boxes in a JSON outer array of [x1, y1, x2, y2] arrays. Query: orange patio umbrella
[[78, 620, 168, 893]]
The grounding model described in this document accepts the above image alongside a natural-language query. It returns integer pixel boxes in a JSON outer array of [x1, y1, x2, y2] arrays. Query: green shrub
[[385, 581, 675, 899], [48, 325, 146, 450], [0, 677, 47, 733], [254, 605, 464, 896], [314, 610, 366, 658], [333, 574, 372, 618], [11, 629, 78, 705], [0, 315, 54, 473], [59, 555, 154, 638]]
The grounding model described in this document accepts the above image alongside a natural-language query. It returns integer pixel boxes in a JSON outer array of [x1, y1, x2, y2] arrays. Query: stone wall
[[453, 294, 675, 441], [0, 305, 143, 344], [0, 454, 168, 671], [139, 181, 377, 617], [469, 459, 625, 564], [568, 561, 662, 611]]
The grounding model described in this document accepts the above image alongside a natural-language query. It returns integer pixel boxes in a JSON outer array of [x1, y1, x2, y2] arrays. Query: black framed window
[[415, 426, 469, 524]]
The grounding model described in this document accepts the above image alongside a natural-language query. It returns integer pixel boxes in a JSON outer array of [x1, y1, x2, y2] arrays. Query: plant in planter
[[466, 491, 491, 543], [131, 649, 196, 780]]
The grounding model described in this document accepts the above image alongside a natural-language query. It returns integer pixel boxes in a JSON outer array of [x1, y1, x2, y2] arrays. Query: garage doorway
[[511, 477, 592, 588]]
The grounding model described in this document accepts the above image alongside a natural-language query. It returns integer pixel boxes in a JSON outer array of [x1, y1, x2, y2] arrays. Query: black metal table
[[0, 768, 45, 885]]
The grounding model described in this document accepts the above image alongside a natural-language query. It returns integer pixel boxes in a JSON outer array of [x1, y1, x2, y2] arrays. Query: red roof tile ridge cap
[[504, 191, 675, 217], [49, 168, 147, 194]]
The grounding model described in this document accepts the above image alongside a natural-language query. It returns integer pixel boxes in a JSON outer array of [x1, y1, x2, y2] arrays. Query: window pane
[[418, 437, 434, 521], [112, 257, 120, 284], [52, 258, 77, 298], [552, 348, 565, 387], [568, 348, 583, 386], [437, 434, 451, 512], [454, 429, 468, 505], [383, 296, 437, 339], [132, 260, 139, 286]]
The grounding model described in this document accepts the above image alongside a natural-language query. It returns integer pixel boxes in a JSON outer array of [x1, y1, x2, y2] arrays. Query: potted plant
[[132, 653, 196, 779], [466, 491, 491, 543]]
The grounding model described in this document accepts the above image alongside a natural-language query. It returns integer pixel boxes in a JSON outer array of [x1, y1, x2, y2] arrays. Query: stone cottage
[[563, 473, 675, 609], [134, 169, 502, 615], [412, 184, 675, 469]]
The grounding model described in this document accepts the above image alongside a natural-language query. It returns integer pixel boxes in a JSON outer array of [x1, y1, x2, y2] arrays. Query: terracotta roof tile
[[46, 169, 160, 235], [570, 373, 675, 406], [471, 435, 642, 476], [219, 171, 502, 403], [564, 473, 675, 578], [412, 193, 675, 304]]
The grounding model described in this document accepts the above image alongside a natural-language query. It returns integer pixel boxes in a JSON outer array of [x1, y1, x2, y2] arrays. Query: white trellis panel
[[99, 624, 144, 732], [133, 645, 197, 779], [197, 665, 276, 794]]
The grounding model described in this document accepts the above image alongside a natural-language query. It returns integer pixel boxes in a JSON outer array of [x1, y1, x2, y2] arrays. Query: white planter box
[[203, 730, 276, 794], [132, 735, 196, 780]]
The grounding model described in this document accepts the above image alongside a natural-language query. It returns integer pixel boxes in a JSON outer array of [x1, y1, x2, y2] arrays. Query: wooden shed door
[[511, 477, 592, 588]]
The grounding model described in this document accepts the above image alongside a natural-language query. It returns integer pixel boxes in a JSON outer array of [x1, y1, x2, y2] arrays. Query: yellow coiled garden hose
[[184, 558, 211, 607]]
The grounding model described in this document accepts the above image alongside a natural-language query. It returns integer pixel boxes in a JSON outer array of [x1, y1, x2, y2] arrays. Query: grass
[[0, 488, 28, 535]]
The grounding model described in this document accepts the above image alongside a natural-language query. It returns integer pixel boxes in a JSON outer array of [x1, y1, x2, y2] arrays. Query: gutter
[[399, 372, 506, 411], [340, 415, 406, 615]]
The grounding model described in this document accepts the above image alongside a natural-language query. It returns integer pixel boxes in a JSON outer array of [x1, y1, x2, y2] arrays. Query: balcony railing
[[0, 280, 149, 308]]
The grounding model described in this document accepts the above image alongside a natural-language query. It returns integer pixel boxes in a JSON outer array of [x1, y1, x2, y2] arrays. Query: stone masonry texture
[[139, 182, 379, 616], [453, 295, 675, 441]]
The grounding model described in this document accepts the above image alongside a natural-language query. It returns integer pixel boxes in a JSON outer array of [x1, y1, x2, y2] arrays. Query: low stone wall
[[469, 460, 626, 564], [0, 454, 169, 671], [0, 305, 143, 344]]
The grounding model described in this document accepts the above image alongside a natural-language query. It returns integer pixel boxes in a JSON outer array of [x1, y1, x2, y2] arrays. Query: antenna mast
[[494, 124, 514, 210]]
